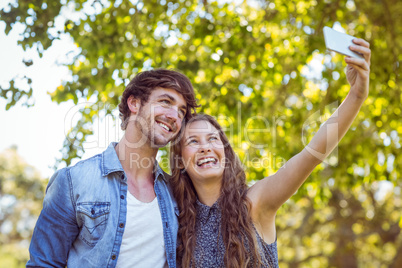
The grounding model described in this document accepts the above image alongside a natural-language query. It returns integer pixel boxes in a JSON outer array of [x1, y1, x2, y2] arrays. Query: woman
[[170, 38, 371, 267]]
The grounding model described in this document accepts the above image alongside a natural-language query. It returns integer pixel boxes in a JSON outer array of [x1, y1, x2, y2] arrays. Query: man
[[27, 69, 198, 268]]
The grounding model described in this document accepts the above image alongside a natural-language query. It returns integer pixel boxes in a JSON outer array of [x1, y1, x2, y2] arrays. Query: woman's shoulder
[[253, 224, 279, 268]]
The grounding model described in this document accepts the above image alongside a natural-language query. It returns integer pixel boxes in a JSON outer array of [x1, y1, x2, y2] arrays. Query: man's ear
[[127, 95, 140, 114]]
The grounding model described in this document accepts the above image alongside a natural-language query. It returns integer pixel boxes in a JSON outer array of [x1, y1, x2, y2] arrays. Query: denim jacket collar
[[101, 142, 167, 182], [153, 160, 167, 182], [101, 142, 124, 176]]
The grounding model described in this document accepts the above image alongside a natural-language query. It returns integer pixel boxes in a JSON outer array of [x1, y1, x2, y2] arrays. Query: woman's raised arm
[[249, 38, 371, 215]]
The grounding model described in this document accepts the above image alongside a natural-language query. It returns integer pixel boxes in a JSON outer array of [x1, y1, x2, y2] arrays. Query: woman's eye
[[209, 136, 218, 141]]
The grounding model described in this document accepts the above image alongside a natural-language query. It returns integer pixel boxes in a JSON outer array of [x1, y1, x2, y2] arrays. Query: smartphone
[[323, 26, 363, 59]]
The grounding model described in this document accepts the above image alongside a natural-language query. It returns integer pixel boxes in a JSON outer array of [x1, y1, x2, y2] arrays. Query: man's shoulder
[[68, 143, 120, 173], [45, 153, 103, 192], [70, 153, 102, 170], [62, 153, 104, 184], [49, 153, 101, 179], [68, 154, 102, 175]]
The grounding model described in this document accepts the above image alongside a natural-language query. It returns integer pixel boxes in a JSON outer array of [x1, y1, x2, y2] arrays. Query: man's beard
[[136, 108, 173, 148]]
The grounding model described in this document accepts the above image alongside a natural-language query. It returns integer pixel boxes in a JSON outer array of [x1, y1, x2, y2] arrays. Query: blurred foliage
[[0, 146, 46, 268], [1, 0, 401, 267]]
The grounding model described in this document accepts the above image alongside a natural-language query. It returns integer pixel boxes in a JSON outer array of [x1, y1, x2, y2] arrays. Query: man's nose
[[165, 107, 180, 122]]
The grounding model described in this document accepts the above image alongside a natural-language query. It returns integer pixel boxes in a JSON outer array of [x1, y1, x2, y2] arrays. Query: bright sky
[[0, 26, 67, 178], [0, 10, 121, 178]]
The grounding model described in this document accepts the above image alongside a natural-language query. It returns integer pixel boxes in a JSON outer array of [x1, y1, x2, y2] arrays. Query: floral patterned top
[[192, 199, 279, 267]]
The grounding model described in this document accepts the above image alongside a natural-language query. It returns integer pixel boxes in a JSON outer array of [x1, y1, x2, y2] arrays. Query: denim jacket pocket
[[77, 202, 110, 247]]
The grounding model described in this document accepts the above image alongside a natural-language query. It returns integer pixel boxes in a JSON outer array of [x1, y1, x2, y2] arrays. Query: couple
[[28, 38, 371, 268]]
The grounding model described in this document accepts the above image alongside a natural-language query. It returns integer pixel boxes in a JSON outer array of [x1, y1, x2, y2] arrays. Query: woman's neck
[[193, 181, 221, 207]]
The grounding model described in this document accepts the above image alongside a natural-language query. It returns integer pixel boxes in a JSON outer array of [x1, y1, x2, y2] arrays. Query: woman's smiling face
[[180, 120, 225, 185]]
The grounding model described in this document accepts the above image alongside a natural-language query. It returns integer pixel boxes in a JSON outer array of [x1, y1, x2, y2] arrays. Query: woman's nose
[[198, 142, 212, 153]]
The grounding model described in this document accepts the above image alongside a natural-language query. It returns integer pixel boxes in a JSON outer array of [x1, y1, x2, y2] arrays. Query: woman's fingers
[[346, 63, 368, 78], [352, 38, 370, 48], [345, 56, 370, 71], [349, 45, 371, 63], [350, 39, 371, 64]]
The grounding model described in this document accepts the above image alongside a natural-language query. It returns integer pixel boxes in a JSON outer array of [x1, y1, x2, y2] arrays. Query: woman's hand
[[345, 38, 371, 100]]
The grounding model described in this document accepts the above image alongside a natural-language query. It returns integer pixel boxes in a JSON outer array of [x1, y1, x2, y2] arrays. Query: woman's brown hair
[[170, 114, 263, 267]]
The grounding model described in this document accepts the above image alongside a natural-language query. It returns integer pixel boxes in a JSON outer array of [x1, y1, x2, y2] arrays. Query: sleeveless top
[[192, 199, 279, 267]]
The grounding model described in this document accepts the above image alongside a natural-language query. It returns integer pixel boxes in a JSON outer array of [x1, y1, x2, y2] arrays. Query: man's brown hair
[[118, 69, 199, 130]]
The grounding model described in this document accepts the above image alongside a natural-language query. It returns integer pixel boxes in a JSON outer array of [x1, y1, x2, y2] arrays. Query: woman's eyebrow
[[185, 132, 217, 140], [187, 135, 195, 138], [184, 135, 196, 142]]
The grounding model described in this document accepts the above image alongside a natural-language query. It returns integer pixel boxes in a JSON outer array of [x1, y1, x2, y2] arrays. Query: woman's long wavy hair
[[170, 114, 263, 268]]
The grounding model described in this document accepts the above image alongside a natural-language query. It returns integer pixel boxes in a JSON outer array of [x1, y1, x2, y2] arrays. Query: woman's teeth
[[197, 158, 216, 166]]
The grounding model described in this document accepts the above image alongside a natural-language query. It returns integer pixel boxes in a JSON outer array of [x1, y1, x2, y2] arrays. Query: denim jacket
[[27, 142, 179, 268]]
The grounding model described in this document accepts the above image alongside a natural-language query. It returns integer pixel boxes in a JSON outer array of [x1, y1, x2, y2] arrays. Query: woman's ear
[[127, 95, 140, 114]]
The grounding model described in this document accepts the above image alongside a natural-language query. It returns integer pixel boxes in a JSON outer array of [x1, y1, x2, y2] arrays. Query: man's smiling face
[[134, 87, 187, 148]]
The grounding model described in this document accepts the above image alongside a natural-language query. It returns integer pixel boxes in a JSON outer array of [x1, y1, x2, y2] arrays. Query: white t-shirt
[[116, 192, 168, 268]]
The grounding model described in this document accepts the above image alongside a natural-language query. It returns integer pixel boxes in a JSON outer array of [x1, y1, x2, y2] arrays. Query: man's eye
[[161, 100, 170, 104], [179, 109, 186, 118]]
